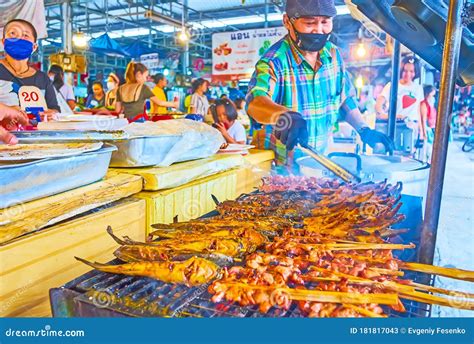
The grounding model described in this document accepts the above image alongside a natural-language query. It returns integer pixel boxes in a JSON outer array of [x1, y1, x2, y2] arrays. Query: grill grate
[[51, 192, 431, 318], [55, 264, 432, 318]]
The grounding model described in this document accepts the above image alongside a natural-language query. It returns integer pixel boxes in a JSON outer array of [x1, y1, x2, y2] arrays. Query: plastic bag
[[120, 119, 225, 167]]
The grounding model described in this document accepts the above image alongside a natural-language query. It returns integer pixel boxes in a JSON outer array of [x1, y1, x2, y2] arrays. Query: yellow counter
[[237, 149, 274, 195], [136, 170, 238, 234], [109, 154, 244, 191], [134, 150, 274, 234], [0, 198, 146, 317]]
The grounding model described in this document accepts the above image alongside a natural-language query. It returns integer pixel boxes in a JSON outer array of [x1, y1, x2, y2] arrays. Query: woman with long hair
[[376, 56, 424, 154], [48, 64, 76, 110], [189, 78, 210, 121], [115, 62, 178, 119], [212, 98, 246, 144]]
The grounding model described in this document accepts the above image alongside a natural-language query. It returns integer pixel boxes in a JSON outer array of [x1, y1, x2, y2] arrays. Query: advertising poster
[[212, 27, 286, 82]]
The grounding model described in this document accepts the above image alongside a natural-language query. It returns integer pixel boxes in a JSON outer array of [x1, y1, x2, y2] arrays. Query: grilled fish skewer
[[75, 256, 220, 287]]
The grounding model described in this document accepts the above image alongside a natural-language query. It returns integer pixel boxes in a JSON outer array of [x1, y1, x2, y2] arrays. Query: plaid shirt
[[247, 35, 356, 165]]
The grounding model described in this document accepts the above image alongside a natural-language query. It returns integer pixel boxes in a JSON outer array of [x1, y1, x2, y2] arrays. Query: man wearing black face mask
[[247, 0, 394, 168]]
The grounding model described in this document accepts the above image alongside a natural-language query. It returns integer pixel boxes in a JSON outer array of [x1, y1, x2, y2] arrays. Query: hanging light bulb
[[356, 43, 367, 58], [72, 31, 89, 49], [355, 75, 364, 89], [177, 28, 190, 43]]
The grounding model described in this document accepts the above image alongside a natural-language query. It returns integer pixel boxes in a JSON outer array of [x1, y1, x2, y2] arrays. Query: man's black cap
[[286, 0, 337, 18]]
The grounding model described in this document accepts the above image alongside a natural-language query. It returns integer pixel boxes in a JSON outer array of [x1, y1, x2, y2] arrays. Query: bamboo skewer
[[400, 262, 474, 282], [291, 243, 416, 251], [303, 271, 473, 300], [368, 267, 404, 277], [217, 282, 399, 305], [333, 253, 474, 283], [406, 281, 474, 299], [342, 304, 388, 318], [307, 267, 474, 310]]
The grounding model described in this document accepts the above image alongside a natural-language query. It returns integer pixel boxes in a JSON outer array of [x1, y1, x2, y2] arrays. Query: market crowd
[[0, 14, 472, 163]]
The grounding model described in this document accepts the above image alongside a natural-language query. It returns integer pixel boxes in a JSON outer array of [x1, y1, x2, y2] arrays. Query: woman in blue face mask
[[0, 19, 60, 120]]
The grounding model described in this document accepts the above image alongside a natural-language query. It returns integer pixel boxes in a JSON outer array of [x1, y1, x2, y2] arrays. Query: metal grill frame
[[50, 191, 433, 318]]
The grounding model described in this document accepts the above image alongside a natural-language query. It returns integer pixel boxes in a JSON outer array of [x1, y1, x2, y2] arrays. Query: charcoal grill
[[50, 260, 431, 318], [50, 193, 432, 318]]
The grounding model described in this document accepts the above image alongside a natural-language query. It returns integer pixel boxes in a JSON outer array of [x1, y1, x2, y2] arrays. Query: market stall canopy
[[89, 33, 130, 57], [124, 40, 163, 59], [346, 0, 474, 86]]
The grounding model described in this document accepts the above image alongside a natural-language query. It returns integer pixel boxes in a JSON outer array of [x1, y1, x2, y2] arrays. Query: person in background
[[419, 85, 437, 162], [184, 92, 192, 113], [115, 62, 178, 120], [0, 102, 28, 144], [234, 98, 250, 128], [0, 19, 59, 119], [228, 80, 245, 101], [213, 99, 247, 144], [105, 73, 120, 110], [85, 81, 106, 108], [376, 56, 424, 154], [150, 74, 177, 114], [48, 64, 76, 110], [189, 78, 210, 121], [421, 85, 437, 131], [220, 94, 228, 100]]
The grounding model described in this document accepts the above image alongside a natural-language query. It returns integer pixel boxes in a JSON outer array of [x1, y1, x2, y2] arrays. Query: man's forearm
[[344, 107, 368, 132], [247, 96, 288, 124]]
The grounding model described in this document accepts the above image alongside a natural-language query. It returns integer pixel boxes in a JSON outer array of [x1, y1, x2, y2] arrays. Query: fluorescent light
[[42, 5, 351, 45]]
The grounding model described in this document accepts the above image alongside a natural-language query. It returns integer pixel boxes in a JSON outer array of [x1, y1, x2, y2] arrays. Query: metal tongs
[[298, 144, 361, 183]]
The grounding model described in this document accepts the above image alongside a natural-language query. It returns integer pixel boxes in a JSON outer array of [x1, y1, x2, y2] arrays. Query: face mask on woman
[[107, 82, 116, 91], [3, 38, 34, 60]]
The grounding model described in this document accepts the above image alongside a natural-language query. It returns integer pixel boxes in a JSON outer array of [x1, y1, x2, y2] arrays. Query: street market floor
[[432, 139, 474, 317]]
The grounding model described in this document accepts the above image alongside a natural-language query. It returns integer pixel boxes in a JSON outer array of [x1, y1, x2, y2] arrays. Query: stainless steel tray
[[0, 144, 117, 209], [108, 136, 182, 168], [12, 130, 130, 143]]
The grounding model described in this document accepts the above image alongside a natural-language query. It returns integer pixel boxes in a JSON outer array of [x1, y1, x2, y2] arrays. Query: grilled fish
[[75, 256, 220, 287]]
